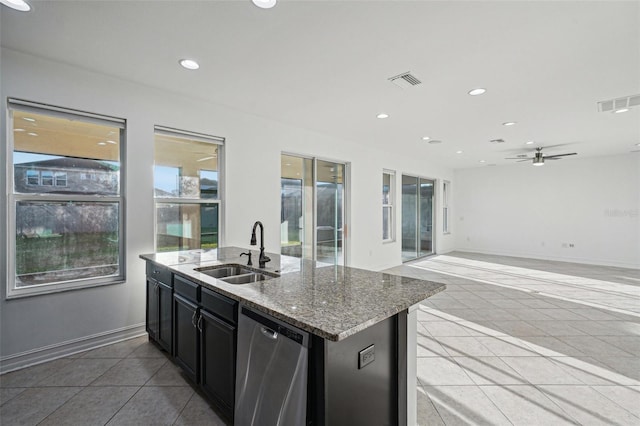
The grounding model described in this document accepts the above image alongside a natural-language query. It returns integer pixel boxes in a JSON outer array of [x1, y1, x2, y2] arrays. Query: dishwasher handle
[[260, 327, 278, 340]]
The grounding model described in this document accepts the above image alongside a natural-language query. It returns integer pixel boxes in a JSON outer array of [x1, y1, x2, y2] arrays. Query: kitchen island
[[141, 247, 445, 425]]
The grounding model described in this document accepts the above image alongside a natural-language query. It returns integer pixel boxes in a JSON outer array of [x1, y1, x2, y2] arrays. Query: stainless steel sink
[[219, 273, 273, 285], [195, 263, 279, 285], [195, 264, 255, 279]]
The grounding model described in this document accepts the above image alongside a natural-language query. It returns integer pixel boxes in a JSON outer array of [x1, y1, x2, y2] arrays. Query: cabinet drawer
[[146, 262, 172, 286], [201, 287, 238, 325], [174, 275, 200, 303]]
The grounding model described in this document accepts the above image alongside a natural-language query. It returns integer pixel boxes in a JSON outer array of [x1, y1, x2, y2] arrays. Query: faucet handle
[[240, 251, 252, 266]]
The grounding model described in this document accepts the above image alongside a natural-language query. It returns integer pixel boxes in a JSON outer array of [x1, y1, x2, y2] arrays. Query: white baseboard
[[0, 323, 147, 374]]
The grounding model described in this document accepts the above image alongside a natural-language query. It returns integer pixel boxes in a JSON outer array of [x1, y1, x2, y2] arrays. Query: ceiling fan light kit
[[505, 146, 577, 166]]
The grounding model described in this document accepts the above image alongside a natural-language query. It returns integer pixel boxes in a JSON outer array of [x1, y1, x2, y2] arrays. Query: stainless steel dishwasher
[[235, 305, 309, 426]]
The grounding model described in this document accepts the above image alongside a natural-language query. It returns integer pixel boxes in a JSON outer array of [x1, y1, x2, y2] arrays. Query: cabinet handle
[[197, 315, 203, 332], [260, 327, 278, 340], [191, 310, 197, 328]]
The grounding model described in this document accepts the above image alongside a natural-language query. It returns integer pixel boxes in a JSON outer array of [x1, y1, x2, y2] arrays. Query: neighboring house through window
[[154, 126, 224, 252], [7, 98, 126, 298]]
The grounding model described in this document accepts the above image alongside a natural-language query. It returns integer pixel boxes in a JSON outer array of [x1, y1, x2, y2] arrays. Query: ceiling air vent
[[598, 94, 640, 112], [489, 139, 506, 144], [388, 72, 422, 89]]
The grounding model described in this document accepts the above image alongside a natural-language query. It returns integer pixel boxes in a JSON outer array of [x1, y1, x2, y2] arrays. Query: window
[[55, 172, 67, 187], [26, 170, 39, 185], [7, 98, 125, 298], [154, 126, 223, 252], [443, 180, 451, 234], [383, 170, 395, 242], [41, 170, 54, 186]]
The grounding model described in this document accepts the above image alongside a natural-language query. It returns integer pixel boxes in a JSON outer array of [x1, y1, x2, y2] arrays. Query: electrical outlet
[[358, 344, 375, 369], [569, 243, 575, 248]]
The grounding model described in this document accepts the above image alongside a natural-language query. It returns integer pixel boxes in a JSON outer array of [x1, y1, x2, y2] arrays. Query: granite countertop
[[141, 247, 446, 341]]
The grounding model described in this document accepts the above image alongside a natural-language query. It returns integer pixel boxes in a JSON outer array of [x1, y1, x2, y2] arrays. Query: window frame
[[153, 126, 225, 252], [6, 98, 127, 299], [382, 169, 396, 243], [443, 180, 451, 234]]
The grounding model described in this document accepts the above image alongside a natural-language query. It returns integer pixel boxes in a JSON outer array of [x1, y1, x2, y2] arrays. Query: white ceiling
[[1, 0, 639, 169]]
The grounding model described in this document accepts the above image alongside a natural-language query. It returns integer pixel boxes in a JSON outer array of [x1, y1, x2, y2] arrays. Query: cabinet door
[[157, 281, 173, 354], [146, 279, 159, 341], [200, 309, 236, 418], [174, 294, 199, 382]]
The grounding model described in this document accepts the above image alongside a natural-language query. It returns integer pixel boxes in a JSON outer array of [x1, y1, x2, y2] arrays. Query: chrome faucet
[[251, 221, 271, 268]]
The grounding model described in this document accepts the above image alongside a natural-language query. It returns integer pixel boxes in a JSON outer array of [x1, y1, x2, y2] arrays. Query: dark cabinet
[[146, 263, 173, 354], [147, 265, 238, 422], [173, 293, 199, 383], [200, 309, 236, 416]]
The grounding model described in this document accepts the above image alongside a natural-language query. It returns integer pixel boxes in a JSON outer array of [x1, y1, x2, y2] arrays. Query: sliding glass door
[[281, 154, 347, 265], [402, 175, 435, 261]]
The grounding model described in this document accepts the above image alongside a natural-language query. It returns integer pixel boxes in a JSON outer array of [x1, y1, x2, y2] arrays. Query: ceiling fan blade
[[544, 153, 577, 159], [516, 159, 531, 162], [505, 157, 531, 160]]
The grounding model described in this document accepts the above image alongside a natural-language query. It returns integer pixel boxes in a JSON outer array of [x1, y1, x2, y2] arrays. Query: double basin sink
[[195, 264, 279, 285]]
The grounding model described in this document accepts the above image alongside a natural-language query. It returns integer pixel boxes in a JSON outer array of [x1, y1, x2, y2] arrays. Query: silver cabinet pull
[[191, 310, 197, 328], [197, 315, 203, 332]]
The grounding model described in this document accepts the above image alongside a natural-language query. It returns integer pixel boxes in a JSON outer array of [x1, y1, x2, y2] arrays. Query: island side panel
[[324, 314, 398, 425]]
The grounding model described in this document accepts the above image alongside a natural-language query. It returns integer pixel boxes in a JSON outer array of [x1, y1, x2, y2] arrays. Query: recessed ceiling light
[[23, 117, 36, 122], [376, 113, 389, 119], [179, 59, 200, 70], [105, 140, 117, 145], [456, 150, 463, 154], [252, 0, 277, 8], [636, 143, 640, 147], [422, 136, 431, 141], [502, 122, 517, 126], [97, 142, 107, 146], [525, 141, 535, 145], [27, 132, 38, 136], [196, 156, 216, 162], [468, 88, 486, 96], [614, 108, 629, 114], [0, 0, 31, 12], [479, 160, 486, 163], [285, 163, 292, 166], [14, 128, 25, 132]]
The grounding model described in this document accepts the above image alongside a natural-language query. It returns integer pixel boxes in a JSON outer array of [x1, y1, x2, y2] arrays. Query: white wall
[[0, 48, 453, 365], [454, 155, 640, 268]]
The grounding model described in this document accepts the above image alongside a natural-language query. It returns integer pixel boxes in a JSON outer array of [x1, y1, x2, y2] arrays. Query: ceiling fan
[[505, 147, 577, 166]]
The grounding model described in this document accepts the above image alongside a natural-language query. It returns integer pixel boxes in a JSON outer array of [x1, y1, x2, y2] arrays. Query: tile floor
[[387, 252, 640, 425], [1, 252, 638, 425]]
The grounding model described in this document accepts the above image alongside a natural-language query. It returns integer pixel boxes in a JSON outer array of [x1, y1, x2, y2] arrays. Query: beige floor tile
[[591, 385, 640, 418], [475, 336, 538, 357], [437, 336, 495, 357], [480, 385, 576, 425], [91, 357, 167, 386], [453, 357, 527, 385], [423, 385, 511, 425], [416, 386, 445, 426], [0, 386, 82, 425], [146, 361, 192, 386], [106, 386, 194, 426], [539, 385, 640, 425], [174, 391, 229, 426], [0, 387, 25, 407], [417, 357, 475, 386], [81, 336, 147, 359], [0, 358, 72, 388], [549, 356, 640, 386], [39, 386, 139, 426], [36, 358, 120, 387], [499, 356, 585, 385]]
